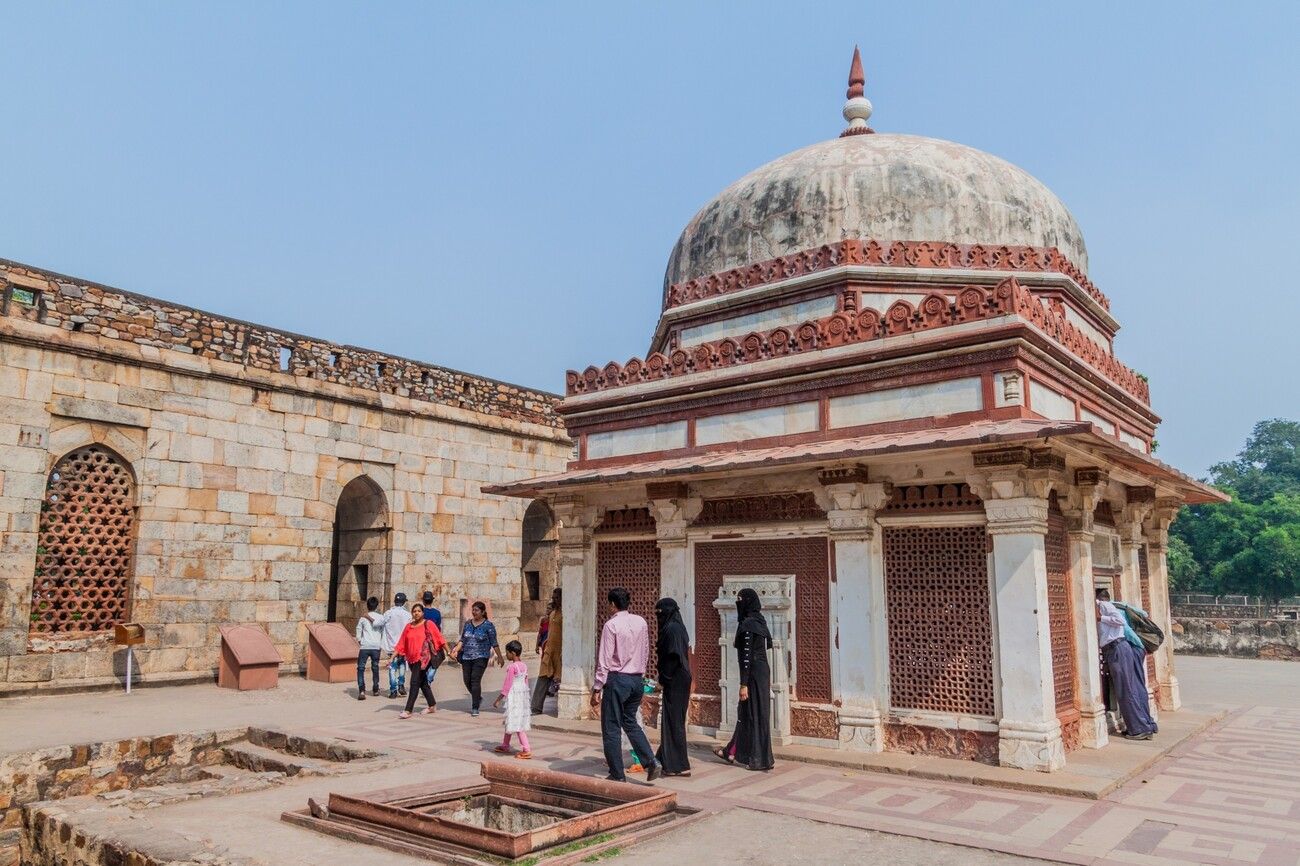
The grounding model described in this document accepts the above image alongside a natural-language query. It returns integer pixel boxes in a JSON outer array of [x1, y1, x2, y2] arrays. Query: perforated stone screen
[[883, 525, 995, 716], [595, 540, 661, 680], [1138, 545, 1156, 683], [29, 446, 136, 637], [1046, 498, 1078, 716], [692, 537, 832, 703]]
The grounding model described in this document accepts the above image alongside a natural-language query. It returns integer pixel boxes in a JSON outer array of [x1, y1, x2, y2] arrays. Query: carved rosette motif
[[790, 706, 841, 741], [693, 492, 826, 527], [883, 724, 999, 765], [688, 696, 721, 729], [663, 239, 1109, 311], [570, 275, 1147, 403]]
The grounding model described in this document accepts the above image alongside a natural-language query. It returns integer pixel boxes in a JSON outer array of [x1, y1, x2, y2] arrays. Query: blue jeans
[[600, 672, 655, 781], [387, 655, 407, 692], [357, 649, 380, 693]]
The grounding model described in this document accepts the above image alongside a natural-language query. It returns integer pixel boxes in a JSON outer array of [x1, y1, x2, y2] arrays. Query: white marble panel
[[679, 296, 838, 347], [1029, 380, 1076, 422], [859, 291, 931, 311], [586, 421, 687, 459], [695, 401, 819, 446], [1079, 406, 1116, 436], [828, 377, 983, 429], [1119, 430, 1149, 453]]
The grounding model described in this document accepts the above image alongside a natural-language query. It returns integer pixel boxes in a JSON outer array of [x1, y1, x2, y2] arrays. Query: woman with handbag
[[395, 603, 447, 719]]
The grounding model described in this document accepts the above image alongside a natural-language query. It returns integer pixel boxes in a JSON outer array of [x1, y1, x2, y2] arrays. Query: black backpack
[[1116, 602, 1164, 653]]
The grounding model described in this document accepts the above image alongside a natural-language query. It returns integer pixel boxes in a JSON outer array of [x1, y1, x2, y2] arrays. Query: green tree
[[1208, 418, 1300, 504], [1171, 420, 1300, 600]]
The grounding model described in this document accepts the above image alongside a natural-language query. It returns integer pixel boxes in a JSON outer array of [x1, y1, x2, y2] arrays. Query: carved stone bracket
[[649, 492, 703, 547], [1143, 496, 1183, 549], [1063, 467, 1109, 537], [817, 480, 890, 538], [983, 496, 1050, 535], [551, 494, 599, 564]]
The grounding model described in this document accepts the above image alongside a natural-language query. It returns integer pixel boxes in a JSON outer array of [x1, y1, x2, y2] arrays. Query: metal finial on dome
[[840, 45, 874, 137]]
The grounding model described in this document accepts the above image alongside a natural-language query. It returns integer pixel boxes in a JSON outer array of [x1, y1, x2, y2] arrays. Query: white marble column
[[1065, 523, 1108, 748], [551, 496, 599, 720], [650, 492, 702, 646], [821, 477, 890, 753], [1145, 498, 1182, 711], [1117, 498, 1158, 719], [985, 492, 1065, 772]]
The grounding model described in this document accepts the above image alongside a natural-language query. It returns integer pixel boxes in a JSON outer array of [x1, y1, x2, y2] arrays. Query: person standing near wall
[[531, 588, 563, 715], [592, 586, 660, 782], [451, 601, 503, 717], [381, 592, 411, 699], [355, 596, 385, 700]]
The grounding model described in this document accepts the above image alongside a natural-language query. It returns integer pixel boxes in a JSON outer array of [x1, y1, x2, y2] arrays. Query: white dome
[[664, 133, 1088, 292]]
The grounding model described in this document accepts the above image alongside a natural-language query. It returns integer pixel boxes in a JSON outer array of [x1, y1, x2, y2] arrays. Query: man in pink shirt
[[591, 586, 660, 782]]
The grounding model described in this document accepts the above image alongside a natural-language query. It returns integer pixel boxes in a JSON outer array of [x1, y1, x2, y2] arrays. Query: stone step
[[221, 742, 327, 777]]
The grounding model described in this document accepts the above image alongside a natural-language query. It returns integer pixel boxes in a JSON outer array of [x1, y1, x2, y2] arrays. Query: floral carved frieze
[[692, 492, 827, 527], [568, 277, 1150, 404], [663, 238, 1109, 312]]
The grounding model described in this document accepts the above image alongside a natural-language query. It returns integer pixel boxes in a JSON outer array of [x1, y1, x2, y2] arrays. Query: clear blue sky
[[3, 2, 1296, 477]]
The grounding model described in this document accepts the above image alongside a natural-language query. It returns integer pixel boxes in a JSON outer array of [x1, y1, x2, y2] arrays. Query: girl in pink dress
[[492, 640, 532, 758]]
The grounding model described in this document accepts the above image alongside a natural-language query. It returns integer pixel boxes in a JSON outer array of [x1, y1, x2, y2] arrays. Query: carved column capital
[[984, 496, 1050, 535], [650, 493, 703, 548], [551, 495, 599, 562], [819, 480, 890, 539]]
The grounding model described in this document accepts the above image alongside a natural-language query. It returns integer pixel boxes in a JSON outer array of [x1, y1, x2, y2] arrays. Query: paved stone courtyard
[[3, 655, 1298, 865]]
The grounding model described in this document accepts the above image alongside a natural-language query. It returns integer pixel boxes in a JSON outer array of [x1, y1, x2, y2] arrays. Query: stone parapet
[[0, 260, 561, 429]]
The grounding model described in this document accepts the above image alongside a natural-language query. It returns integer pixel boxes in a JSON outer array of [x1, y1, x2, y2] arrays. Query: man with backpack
[[1096, 588, 1158, 740]]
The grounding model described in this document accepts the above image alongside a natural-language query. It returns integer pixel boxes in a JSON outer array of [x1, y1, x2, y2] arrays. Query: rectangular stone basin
[[299, 761, 678, 861]]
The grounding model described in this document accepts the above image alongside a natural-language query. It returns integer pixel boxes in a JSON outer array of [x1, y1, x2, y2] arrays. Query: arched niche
[[328, 475, 390, 633], [519, 499, 558, 635]]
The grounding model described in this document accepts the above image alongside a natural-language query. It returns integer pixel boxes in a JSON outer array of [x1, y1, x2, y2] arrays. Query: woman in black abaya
[[712, 587, 774, 771], [654, 597, 692, 776]]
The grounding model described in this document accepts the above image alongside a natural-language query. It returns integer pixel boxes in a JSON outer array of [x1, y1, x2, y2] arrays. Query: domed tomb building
[[486, 50, 1224, 772]]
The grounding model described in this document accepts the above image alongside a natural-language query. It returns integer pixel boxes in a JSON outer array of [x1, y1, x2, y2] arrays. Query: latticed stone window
[[29, 445, 137, 638]]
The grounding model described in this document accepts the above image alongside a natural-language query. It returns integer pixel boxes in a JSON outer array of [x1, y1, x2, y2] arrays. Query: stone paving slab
[[528, 707, 1227, 799]]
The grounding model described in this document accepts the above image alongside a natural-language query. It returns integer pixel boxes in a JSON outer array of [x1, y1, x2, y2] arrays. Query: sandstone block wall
[[0, 260, 569, 690]]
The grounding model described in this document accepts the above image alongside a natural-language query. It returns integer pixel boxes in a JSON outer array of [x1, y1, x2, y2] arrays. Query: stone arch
[[28, 444, 139, 643], [519, 499, 558, 637], [328, 475, 390, 633]]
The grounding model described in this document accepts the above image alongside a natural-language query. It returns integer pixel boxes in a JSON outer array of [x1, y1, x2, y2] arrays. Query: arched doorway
[[329, 476, 389, 633], [519, 500, 557, 637]]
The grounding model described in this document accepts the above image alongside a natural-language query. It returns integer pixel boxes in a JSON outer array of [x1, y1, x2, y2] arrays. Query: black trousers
[[356, 648, 380, 693], [531, 675, 554, 714], [461, 656, 489, 710], [404, 660, 436, 713], [600, 672, 655, 781]]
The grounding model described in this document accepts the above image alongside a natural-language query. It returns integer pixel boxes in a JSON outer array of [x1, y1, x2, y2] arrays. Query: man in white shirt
[[382, 592, 413, 699], [1096, 588, 1157, 739], [355, 596, 386, 700]]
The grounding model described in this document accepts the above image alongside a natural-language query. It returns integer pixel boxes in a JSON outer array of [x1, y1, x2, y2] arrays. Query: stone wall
[[0, 259, 569, 690], [1173, 618, 1300, 660]]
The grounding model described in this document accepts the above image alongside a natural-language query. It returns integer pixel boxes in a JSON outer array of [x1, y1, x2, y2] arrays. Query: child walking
[[493, 640, 532, 759]]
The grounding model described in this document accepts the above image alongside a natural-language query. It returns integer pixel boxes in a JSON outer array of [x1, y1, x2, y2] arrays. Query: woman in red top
[[395, 603, 446, 719]]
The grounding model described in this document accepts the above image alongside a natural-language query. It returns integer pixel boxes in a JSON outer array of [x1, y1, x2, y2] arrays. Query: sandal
[[422, 706, 437, 715], [515, 752, 532, 760], [493, 745, 512, 754], [398, 711, 412, 719], [712, 747, 734, 764]]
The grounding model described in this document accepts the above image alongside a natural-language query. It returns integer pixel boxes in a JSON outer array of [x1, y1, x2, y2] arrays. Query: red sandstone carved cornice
[[568, 277, 1150, 404], [663, 239, 1109, 312]]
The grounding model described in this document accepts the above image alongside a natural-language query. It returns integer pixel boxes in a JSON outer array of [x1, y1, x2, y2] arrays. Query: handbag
[[419, 622, 446, 670]]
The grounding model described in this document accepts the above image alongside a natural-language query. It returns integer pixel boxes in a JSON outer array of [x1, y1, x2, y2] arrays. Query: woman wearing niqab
[[654, 597, 692, 776], [712, 587, 774, 771]]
